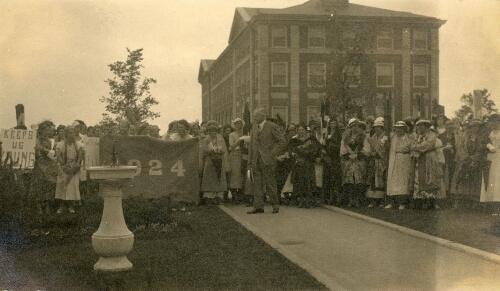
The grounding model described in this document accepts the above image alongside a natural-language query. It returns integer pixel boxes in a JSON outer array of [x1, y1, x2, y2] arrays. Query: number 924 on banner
[[127, 159, 186, 177]]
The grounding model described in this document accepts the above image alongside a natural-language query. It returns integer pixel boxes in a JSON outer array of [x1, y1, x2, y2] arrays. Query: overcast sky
[[0, 0, 499, 132]]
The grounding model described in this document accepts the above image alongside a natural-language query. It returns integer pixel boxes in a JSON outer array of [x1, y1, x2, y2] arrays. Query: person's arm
[[34, 139, 46, 158], [77, 142, 84, 164], [271, 125, 286, 157], [56, 142, 64, 165], [247, 128, 254, 168], [413, 132, 436, 153], [359, 137, 371, 159], [229, 133, 239, 150]]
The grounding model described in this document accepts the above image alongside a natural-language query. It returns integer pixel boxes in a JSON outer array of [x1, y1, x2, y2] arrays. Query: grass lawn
[[344, 202, 500, 255], [0, 197, 328, 291]]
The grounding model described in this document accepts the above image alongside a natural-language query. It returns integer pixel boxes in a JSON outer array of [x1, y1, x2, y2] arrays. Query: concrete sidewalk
[[221, 204, 500, 291]]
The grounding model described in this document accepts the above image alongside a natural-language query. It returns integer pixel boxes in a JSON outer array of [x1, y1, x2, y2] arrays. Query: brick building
[[198, 0, 446, 125]]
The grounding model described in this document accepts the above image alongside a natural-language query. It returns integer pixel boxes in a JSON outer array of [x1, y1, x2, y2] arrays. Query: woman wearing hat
[[410, 119, 443, 209], [32, 120, 58, 215], [450, 119, 483, 208], [323, 118, 343, 205], [480, 113, 500, 207], [366, 117, 389, 208], [228, 118, 246, 204], [168, 119, 192, 141], [340, 118, 371, 207], [439, 120, 457, 196], [288, 123, 321, 208], [199, 120, 229, 204], [55, 126, 84, 214], [386, 121, 414, 209]]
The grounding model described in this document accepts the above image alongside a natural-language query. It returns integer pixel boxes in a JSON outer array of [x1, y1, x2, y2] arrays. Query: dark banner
[[99, 135, 199, 203]]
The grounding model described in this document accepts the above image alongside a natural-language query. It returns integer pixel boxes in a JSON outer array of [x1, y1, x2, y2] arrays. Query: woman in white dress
[[480, 113, 500, 209], [55, 126, 84, 214], [228, 118, 245, 204]]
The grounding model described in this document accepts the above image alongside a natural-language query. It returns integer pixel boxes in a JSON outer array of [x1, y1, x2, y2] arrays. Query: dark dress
[[290, 135, 321, 206], [323, 131, 342, 196], [32, 138, 58, 201], [438, 131, 456, 192]]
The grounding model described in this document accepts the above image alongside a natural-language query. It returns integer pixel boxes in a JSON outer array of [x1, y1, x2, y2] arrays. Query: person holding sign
[[32, 121, 58, 215], [55, 126, 84, 214]]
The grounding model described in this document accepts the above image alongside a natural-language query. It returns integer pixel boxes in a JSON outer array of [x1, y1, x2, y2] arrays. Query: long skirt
[[412, 158, 441, 200], [387, 153, 413, 196], [366, 158, 386, 199], [292, 158, 316, 200], [55, 171, 81, 201], [229, 151, 243, 189], [202, 157, 227, 196], [450, 158, 481, 198], [481, 151, 500, 202]]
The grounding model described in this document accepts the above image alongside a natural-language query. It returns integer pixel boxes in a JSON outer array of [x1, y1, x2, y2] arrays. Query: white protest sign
[[0, 129, 36, 169]]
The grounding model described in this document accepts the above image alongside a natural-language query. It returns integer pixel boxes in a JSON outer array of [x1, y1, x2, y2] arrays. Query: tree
[[100, 48, 160, 124], [323, 20, 373, 123], [455, 88, 498, 119]]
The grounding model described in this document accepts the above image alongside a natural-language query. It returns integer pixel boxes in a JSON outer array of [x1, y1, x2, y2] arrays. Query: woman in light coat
[[340, 119, 371, 207], [386, 121, 414, 210]]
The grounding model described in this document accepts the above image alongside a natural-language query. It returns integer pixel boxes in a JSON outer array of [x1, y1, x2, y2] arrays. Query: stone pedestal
[[87, 166, 137, 272]]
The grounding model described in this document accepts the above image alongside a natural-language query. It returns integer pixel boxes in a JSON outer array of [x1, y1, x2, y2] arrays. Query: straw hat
[[232, 118, 244, 126], [347, 118, 358, 128], [373, 117, 384, 127], [394, 121, 407, 128], [415, 119, 431, 126]]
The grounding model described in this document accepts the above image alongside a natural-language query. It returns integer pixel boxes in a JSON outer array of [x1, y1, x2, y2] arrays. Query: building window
[[376, 63, 394, 87], [413, 29, 427, 50], [342, 28, 356, 50], [272, 26, 287, 47], [307, 106, 321, 124], [342, 64, 361, 87], [272, 62, 288, 87], [377, 29, 393, 49], [308, 62, 326, 87], [272, 106, 288, 123], [309, 25, 325, 48], [413, 64, 428, 88]]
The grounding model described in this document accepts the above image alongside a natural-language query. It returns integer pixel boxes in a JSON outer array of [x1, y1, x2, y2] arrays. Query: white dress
[[480, 129, 500, 202], [55, 141, 83, 201]]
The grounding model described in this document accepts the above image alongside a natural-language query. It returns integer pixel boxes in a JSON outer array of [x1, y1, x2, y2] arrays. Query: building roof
[[228, 0, 445, 43], [198, 59, 215, 82]]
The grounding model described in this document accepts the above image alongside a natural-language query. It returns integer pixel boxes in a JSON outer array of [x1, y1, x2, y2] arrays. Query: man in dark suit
[[247, 108, 286, 214]]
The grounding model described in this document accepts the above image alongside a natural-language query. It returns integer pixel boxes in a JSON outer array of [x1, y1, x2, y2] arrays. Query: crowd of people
[[4, 110, 500, 216]]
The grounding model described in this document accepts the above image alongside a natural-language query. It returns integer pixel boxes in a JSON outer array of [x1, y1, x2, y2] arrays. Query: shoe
[[272, 207, 279, 214], [68, 207, 75, 213], [247, 208, 264, 214], [384, 204, 393, 209], [399, 205, 405, 210]]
